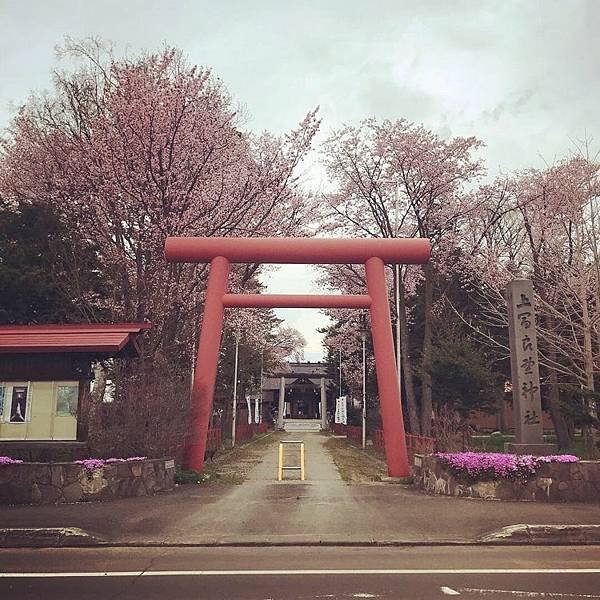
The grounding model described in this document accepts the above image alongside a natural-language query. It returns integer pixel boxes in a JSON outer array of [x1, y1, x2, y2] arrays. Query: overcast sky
[[1, 0, 599, 359]]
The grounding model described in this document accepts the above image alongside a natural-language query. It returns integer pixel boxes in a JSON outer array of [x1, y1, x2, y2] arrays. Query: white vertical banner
[[246, 396, 252, 424], [254, 397, 260, 424], [334, 396, 348, 424], [339, 395, 347, 425]]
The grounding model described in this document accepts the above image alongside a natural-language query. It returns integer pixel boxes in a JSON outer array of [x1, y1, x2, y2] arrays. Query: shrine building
[[0, 323, 149, 459], [261, 362, 333, 431]]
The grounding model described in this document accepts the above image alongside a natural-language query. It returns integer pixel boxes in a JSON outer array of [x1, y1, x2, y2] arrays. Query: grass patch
[[324, 436, 388, 483], [175, 469, 210, 485], [470, 434, 513, 453], [209, 471, 246, 485], [470, 434, 593, 459], [251, 432, 280, 446], [200, 431, 280, 485]]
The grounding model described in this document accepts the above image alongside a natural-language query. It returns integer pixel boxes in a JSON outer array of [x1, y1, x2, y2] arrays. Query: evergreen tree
[[0, 201, 108, 324]]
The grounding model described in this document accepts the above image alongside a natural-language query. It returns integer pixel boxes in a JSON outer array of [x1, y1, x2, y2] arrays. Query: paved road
[[1, 545, 599, 599], [1, 432, 600, 544]]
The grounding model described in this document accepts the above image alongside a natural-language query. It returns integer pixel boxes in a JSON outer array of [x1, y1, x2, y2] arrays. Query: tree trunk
[[581, 283, 598, 455], [420, 263, 434, 436], [398, 275, 420, 434], [87, 362, 108, 451], [547, 363, 574, 450], [498, 396, 507, 432], [544, 316, 573, 449]]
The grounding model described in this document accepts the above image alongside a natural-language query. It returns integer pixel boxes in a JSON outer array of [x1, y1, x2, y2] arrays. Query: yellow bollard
[[278, 442, 284, 481], [278, 440, 306, 481]]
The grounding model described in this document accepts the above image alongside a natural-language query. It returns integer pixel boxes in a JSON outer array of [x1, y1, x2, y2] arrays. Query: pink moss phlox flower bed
[[75, 457, 147, 471], [0, 456, 24, 465], [434, 452, 578, 482]]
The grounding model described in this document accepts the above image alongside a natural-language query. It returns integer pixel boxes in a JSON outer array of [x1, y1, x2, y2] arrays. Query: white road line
[[441, 587, 461, 595], [458, 590, 600, 598], [0, 569, 600, 578]]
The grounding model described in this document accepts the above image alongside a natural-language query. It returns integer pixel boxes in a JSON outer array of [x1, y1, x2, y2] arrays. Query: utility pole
[[231, 327, 240, 446], [259, 347, 264, 424], [339, 348, 342, 397], [394, 181, 402, 395], [361, 319, 367, 449]]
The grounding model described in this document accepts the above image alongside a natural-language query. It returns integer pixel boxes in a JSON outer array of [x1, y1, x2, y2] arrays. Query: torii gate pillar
[[182, 256, 230, 470], [165, 237, 431, 477]]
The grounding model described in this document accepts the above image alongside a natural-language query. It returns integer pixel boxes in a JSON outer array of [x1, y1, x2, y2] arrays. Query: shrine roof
[[0, 323, 151, 358], [267, 361, 328, 377], [262, 376, 331, 390]]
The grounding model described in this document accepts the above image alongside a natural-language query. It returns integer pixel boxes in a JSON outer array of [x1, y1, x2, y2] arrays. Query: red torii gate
[[165, 237, 430, 477]]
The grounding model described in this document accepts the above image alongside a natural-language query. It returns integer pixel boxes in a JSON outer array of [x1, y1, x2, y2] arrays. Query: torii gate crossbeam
[[164, 237, 430, 477]]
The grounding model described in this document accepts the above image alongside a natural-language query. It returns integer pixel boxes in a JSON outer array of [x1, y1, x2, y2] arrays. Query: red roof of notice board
[[0, 323, 151, 357]]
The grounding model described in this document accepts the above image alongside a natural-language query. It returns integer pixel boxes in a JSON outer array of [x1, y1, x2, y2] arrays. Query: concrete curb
[[2, 525, 600, 548], [0, 527, 103, 548], [380, 476, 413, 484], [479, 524, 600, 545]]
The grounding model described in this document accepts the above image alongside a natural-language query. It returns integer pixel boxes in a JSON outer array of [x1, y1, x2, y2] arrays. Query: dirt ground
[[202, 431, 282, 484], [323, 435, 389, 482]]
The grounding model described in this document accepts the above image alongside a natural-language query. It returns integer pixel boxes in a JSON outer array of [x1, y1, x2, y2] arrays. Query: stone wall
[[0, 458, 175, 505], [413, 454, 600, 502]]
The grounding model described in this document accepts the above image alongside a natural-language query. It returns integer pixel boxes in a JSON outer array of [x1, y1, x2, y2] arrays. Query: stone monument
[[505, 279, 557, 455]]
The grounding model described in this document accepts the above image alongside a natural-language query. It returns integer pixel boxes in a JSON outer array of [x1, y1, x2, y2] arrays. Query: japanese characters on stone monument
[[507, 279, 542, 443], [505, 279, 556, 454]]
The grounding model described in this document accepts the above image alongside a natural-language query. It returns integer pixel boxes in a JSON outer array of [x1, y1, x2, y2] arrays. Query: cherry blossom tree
[[458, 155, 600, 451], [321, 118, 484, 435], [223, 308, 306, 368], [322, 311, 369, 394], [0, 40, 320, 364], [215, 306, 306, 429], [0, 40, 319, 457]]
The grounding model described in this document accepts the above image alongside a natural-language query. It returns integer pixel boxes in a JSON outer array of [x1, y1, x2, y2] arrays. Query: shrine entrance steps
[[283, 419, 322, 432]]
